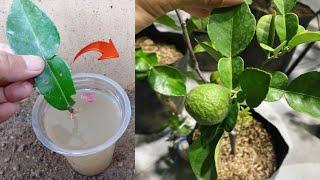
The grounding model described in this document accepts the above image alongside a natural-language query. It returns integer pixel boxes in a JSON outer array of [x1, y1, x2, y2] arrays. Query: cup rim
[[32, 73, 131, 156]]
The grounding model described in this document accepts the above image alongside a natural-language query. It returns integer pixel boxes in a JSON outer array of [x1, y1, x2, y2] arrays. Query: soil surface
[[217, 119, 277, 180], [0, 89, 135, 180], [136, 37, 183, 65]]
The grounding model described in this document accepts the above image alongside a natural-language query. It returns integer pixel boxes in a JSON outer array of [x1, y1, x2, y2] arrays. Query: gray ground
[[0, 89, 135, 180]]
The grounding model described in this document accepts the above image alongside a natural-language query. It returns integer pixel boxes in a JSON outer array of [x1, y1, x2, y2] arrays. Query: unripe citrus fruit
[[185, 84, 231, 125]]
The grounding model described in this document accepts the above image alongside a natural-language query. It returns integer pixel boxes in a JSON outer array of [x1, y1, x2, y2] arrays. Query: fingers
[[184, 7, 211, 18], [0, 51, 44, 85], [0, 43, 14, 54], [0, 81, 34, 103], [177, 0, 243, 9], [215, 0, 243, 8], [0, 102, 18, 123]]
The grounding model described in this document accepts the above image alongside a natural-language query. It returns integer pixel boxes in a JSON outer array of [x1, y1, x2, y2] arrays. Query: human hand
[[0, 43, 44, 123], [136, 0, 243, 32]]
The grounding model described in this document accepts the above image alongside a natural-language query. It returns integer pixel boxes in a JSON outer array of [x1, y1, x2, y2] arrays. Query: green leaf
[[288, 31, 320, 49], [275, 13, 299, 43], [265, 71, 288, 102], [273, 0, 297, 14], [207, 3, 256, 57], [6, 0, 76, 110], [224, 102, 240, 132], [256, 14, 276, 48], [240, 68, 271, 108], [260, 43, 275, 52], [218, 57, 244, 89], [236, 90, 246, 103], [135, 49, 157, 72], [191, 16, 209, 31], [35, 56, 76, 110], [155, 14, 180, 31], [189, 125, 224, 180], [194, 40, 221, 60], [297, 25, 306, 35], [148, 66, 186, 96], [6, 0, 60, 59], [285, 71, 320, 118]]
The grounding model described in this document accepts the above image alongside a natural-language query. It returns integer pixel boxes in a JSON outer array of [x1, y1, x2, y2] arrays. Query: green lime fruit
[[185, 84, 231, 125]]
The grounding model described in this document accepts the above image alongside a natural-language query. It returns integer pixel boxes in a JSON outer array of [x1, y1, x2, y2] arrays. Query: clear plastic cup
[[32, 73, 131, 176]]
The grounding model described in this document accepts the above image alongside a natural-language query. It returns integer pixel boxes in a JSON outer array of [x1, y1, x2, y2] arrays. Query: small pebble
[[0, 170, 4, 175], [17, 144, 26, 152], [4, 157, 10, 163], [12, 165, 20, 171]]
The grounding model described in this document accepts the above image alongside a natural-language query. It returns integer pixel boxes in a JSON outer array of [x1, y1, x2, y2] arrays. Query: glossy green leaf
[[256, 14, 276, 48], [6, 0, 76, 111], [285, 71, 320, 118], [155, 14, 180, 30], [148, 66, 186, 96], [224, 102, 240, 132], [275, 13, 299, 43], [260, 43, 275, 52], [135, 49, 157, 72], [194, 40, 221, 60], [189, 125, 224, 180], [35, 56, 76, 110], [236, 90, 246, 103], [273, 0, 297, 14], [297, 25, 306, 35], [207, 3, 256, 57], [6, 0, 60, 59], [265, 71, 288, 102], [191, 16, 209, 31], [240, 68, 271, 108], [288, 31, 320, 49], [218, 57, 244, 89]]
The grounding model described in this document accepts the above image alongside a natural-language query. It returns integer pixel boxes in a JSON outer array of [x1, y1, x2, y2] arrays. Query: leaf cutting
[[6, 0, 76, 110]]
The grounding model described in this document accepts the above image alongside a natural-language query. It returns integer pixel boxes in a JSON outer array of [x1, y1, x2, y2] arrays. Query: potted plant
[[136, 0, 320, 179], [135, 25, 188, 134], [188, 0, 315, 72]]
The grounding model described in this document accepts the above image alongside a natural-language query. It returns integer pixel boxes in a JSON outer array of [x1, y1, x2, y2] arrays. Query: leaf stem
[[175, 9, 209, 83]]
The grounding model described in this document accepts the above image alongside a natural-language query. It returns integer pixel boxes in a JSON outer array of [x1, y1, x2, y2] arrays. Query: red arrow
[[73, 39, 119, 62]]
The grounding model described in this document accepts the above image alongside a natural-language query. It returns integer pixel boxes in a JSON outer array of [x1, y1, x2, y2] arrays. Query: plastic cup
[[32, 73, 131, 176]]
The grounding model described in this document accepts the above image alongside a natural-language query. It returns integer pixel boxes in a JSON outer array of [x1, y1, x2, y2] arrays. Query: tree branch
[[175, 9, 209, 83]]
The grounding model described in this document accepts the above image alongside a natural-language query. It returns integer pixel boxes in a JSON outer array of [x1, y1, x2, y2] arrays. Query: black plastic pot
[[190, 2, 315, 72], [179, 110, 289, 179], [135, 25, 188, 134]]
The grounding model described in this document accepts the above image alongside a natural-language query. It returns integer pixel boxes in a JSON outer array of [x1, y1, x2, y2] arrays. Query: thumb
[[0, 51, 44, 85], [178, 0, 243, 9]]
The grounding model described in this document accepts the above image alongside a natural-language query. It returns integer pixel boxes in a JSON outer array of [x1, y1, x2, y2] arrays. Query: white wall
[[0, 0, 134, 88]]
